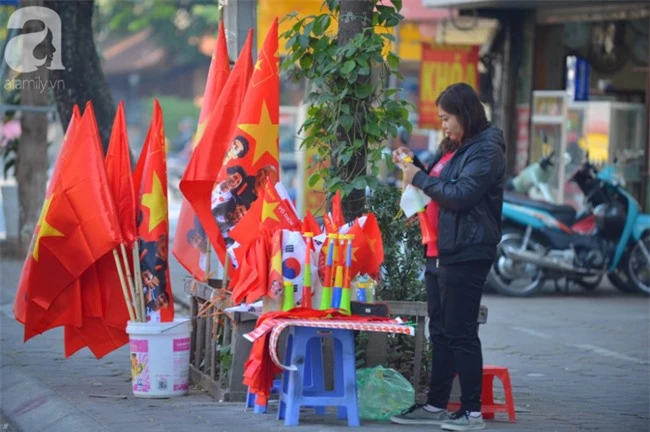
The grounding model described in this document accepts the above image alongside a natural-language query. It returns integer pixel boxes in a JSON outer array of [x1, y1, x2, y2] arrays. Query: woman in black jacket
[[390, 83, 506, 432]]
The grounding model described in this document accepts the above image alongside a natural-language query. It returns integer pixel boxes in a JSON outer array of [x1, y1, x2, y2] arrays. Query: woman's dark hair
[[436, 83, 488, 153]]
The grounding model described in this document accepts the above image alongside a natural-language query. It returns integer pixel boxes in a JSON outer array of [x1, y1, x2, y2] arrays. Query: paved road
[[1, 258, 648, 431]]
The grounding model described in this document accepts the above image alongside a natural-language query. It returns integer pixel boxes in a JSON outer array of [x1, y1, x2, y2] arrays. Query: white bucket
[[126, 318, 192, 398]]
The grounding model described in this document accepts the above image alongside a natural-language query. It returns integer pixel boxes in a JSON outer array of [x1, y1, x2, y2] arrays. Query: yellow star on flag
[[351, 246, 360, 262], [367, 238, 377, 253], [262, 199, 280, 224], [141, 172, 168, 233], [238, 101, 279, 165], [32, 196, 64, 261], [255, 59, 263, 71]]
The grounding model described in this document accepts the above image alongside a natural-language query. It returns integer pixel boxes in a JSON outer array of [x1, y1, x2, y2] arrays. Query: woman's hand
[[392, 147, 414, 165], [402, 163, 421, 185]]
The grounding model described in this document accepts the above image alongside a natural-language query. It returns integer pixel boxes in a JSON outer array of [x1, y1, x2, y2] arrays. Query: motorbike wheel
[[607, 271, 638, 293], [487, 227, 545, 297], [622, 233, 650, 296]]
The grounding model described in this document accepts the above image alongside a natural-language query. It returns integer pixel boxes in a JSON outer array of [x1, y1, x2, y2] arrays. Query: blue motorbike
[[488, 158, 650, 297]]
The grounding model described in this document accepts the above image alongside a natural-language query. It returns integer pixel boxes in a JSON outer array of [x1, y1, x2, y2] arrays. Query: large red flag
[[136, 100, 174, 323], [212, 19, 280, 272], [14, 103, 123, 340], [61, 102, 137, 358], [173, 24, 231, 280], [180, 30, 254, 275]]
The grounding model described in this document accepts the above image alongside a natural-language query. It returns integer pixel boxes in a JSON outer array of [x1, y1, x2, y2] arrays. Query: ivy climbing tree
[[281, 0, 411, 221]]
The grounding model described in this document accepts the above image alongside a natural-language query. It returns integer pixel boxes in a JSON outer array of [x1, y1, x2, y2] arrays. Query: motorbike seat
[[504, 191, 577, 226]]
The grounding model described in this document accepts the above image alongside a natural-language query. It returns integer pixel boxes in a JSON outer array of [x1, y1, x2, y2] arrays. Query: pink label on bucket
[[173, 383, 189, 391], [173, 337, 190, 352], [130, 339, 148, 353]]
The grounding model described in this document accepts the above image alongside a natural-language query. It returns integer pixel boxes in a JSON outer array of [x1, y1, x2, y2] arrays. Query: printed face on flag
[[210, 20, 280, 269]]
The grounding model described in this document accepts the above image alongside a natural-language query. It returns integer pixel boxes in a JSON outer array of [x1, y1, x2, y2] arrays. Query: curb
[[0, 356, 110, 432]]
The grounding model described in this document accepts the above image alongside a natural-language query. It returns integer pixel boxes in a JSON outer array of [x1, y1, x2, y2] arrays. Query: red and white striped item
[[263, 320, 415, 371]]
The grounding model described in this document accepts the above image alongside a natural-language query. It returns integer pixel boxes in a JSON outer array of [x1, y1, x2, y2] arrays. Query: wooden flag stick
[[113, 249, 136, 321], [119, 243, 139, 322], [204, 241, 212, 283], [132, 242, 145, 322], [222, 251, 230, 291]]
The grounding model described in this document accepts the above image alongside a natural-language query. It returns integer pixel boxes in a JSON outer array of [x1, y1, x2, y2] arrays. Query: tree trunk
[[336, 0, 373, 221], [16, 0, 49, 252], [45, 0, 115, 152]]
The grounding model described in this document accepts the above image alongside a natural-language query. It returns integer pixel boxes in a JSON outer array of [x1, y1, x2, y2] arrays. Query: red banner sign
[[418, 44, 479, 130]]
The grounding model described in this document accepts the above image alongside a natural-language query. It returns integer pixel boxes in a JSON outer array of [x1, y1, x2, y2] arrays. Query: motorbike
[[506, 151, 564, 203], [488, 157, 650, 297]]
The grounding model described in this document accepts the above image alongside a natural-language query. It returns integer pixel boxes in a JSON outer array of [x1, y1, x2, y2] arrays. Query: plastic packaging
[[356, 365, 415, 421]]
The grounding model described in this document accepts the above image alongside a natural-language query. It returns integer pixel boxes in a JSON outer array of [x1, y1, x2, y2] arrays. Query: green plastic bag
[[356, 365, 415, 421]]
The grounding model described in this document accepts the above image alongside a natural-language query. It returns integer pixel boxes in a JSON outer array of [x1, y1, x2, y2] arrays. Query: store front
[[425, 0, 649, 210]]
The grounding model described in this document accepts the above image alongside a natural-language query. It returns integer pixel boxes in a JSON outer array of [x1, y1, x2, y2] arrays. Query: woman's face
[[438, 106, 464, 142]]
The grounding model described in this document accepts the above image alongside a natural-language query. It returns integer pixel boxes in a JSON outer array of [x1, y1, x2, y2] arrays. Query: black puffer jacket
[[412, 124, 506, 265]]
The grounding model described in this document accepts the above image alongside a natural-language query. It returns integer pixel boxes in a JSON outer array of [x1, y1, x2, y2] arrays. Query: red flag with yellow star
[[179, 30, 254, 277], [136, 100, 174, 323], [14, 103, 123, 339], [61, 102, 136, 358], [173, 24, 231, 280], [212, 19, 279, 272]]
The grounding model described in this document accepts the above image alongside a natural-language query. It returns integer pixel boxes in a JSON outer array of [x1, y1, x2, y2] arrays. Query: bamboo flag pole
[[222, 251, 230, 290], [132, 242, 145, 322], [112, 249, 136, 321], [119, 243, 139, 322], [204, 241, 212, 282]]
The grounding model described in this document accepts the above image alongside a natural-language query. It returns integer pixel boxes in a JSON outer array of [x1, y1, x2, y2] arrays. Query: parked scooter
[[488, 157, 650, 297], [506, 151, 557, 202]]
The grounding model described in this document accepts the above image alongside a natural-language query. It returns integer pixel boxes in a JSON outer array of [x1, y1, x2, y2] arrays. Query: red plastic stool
[[447, 365, 516, 423]]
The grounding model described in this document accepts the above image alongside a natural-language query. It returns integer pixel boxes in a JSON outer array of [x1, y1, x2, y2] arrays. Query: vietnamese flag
[[180, 30, 254, 276], [60, 102, 138, 358], [331, 190, 345, 227], [14, 102, 123, 340], [173, 23, 231, 280], [105, 101, 137, 246], [136, 100, 174, 323], [211, 19, 280, 271]]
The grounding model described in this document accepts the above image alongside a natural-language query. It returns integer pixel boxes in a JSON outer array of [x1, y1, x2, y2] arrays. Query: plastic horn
[[339, 234, 354, 314], [302, 232, 314, 309], [331, 236, 346, 309], [319, 233, 338, 310], [282, 281, 295, 311]]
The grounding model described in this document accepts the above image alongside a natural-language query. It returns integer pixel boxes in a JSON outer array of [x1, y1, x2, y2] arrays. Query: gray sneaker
[[390, 404, 449, 425], [441, 410, 486, 431]]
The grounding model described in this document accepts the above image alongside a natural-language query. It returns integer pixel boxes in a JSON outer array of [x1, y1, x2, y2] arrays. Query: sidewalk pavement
[[1, 258, 648, 432]]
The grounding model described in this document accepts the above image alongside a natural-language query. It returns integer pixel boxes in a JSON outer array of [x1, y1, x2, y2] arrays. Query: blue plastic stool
[[277, 327, 359, 427], [245, 341, 327, 414]]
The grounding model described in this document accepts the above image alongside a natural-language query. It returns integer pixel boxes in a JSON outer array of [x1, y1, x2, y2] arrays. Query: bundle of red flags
[[14, 97, 175, 358]]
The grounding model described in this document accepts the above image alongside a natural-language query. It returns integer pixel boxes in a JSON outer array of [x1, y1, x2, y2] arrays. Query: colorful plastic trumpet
[[330, 235, 347, 309], [319, 233, 338, 310], [282, 281, 295, 311], [339, 234, 354, 314], [302, 232, 314, 309]]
